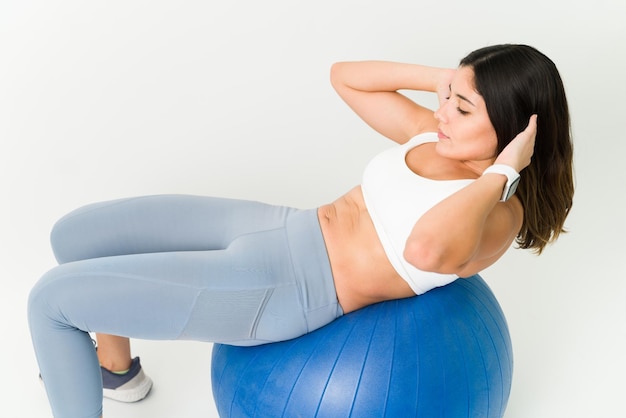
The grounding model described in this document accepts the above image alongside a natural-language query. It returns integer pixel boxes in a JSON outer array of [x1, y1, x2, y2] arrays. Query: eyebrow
[[449, 84, 476, 107], [456, 93, 475, 107]]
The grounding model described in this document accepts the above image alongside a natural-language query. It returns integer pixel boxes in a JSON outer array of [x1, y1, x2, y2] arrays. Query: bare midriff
[[317, 186, 416, 313]]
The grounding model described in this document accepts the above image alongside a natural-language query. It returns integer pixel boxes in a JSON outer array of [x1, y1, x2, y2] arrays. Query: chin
[[434, 141, 454, 158]]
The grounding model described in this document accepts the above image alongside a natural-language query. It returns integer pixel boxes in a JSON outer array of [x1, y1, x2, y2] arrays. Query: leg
[[29, 249, 283, 417], [29, 207, 324, 417], [29, 207, 341, 417], [51, 194, 291, 263], [51, 195, 292, 382]]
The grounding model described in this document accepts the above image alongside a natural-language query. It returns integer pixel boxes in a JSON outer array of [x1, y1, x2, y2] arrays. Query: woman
[[28, 44, 574, 418]]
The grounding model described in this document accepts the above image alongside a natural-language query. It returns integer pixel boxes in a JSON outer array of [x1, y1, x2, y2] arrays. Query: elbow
[[329, 62, 345, 90], [329, 61, 354, 91], [403, 238, 446, 273], [403, 238, 468, 275]]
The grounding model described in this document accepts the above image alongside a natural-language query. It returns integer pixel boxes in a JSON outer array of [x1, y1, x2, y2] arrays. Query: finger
[[526, 114, 538, 132]]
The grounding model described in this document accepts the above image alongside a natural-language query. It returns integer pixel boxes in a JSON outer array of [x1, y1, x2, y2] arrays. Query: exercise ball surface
[[211, 274, 512, 417]]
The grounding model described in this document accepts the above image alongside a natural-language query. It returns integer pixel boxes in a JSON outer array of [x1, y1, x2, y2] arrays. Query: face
[[434, 66, 498, 169]]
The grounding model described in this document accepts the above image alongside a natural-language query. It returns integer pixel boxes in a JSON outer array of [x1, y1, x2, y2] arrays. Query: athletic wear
[[361, 132, 474, 294], [28, 195, 341, 418]]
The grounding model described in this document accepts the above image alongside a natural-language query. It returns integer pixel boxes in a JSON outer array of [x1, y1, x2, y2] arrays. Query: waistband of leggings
[[285, 208, 343, 332]]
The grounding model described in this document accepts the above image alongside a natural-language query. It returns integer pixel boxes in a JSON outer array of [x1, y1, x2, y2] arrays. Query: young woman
[[28, 44, 574, 418]]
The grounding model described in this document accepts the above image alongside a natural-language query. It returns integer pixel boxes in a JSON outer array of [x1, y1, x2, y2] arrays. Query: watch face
[[504, 177, 521, 201]]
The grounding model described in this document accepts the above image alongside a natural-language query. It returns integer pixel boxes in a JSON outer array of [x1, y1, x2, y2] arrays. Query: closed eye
[[449, 83, 476, 112]]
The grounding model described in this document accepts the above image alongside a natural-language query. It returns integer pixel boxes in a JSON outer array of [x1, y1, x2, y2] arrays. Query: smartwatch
[[482, 164, 521, 202]]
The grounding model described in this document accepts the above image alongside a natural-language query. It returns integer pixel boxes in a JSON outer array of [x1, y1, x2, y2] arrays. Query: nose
[[434, 100, 449, 123]]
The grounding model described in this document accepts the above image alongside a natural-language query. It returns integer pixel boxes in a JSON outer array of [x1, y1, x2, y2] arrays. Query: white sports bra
[[361, 132, 474, 295]]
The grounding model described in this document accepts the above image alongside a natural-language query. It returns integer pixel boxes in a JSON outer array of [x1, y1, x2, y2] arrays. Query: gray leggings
[[28, 195, 342, 418]]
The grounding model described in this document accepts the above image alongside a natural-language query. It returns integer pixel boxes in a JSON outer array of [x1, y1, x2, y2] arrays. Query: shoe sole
[[103, 369, 153, 403]]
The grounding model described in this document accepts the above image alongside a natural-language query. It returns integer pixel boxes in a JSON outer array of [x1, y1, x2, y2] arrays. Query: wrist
[[435, 68, 456, 88], [482, 164, 521, 202]]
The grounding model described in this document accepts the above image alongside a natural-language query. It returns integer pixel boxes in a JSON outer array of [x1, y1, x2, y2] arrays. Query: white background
[[1, 1, 625, 417]]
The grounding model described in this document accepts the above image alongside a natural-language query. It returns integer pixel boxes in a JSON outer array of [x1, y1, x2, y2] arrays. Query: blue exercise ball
[[211, 274, 513, 417]]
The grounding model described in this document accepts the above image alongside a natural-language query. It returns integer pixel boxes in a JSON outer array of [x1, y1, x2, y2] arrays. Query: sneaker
[[101, 357, 153, 403], [39, 356, 153, 403]]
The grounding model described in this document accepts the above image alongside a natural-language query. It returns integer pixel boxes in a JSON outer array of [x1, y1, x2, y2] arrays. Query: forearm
[[330, 61, 455, 142], [404, 174, 512, 275], [330, 61, 451, 94]]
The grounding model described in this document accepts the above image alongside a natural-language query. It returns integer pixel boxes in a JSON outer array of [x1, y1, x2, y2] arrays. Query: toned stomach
[[317, 186, 416, 313]]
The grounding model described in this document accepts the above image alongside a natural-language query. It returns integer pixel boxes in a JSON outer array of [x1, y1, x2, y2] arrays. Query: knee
[[49, 216, 76, 264], [27, 268, 72, 332], [27, 272, 56, 328], [49, 203, 96, 263]]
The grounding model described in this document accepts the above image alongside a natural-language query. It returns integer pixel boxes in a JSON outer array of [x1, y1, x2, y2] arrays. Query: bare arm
[[330, 61, 455, 144], [404, 116, 537, 277]]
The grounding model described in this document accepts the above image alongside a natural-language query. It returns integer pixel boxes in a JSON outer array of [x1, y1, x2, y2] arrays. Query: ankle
[[98, 357, 132, 373]]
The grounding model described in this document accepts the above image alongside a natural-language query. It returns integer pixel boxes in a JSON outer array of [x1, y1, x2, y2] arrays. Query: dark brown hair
[[460, 44, 574, 253]]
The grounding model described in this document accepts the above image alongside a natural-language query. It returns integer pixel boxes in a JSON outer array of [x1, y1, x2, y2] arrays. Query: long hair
[[460, 44, 574, 253]]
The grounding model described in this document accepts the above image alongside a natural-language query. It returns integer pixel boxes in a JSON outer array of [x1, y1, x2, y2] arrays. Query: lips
[[437, 130, 449, 140]]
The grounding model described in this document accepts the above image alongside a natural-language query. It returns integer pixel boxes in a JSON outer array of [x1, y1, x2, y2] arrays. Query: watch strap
[[482, 164, 521, 202]]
